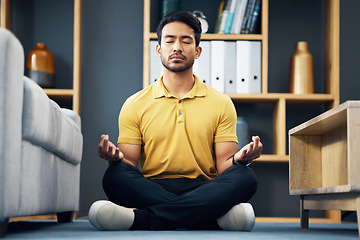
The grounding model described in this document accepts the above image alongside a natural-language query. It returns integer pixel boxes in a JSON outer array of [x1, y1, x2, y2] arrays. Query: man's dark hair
[[156, 11, 202, 47]]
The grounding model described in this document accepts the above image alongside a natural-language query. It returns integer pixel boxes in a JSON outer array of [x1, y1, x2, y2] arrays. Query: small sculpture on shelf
[[26, 42, 55, 88], [193, 11, 209, 33], [289, 41, 314, 94]]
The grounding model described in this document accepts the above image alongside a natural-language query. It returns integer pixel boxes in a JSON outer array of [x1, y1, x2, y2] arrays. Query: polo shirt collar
[[153, 75, 206, 99]]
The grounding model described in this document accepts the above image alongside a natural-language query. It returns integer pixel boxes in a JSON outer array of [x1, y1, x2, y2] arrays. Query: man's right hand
[[98, 134, 124, 162]]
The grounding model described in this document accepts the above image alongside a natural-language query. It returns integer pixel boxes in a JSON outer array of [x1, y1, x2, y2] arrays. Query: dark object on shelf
[[161, 0, 181, 18], [236, 116, 249, 150]]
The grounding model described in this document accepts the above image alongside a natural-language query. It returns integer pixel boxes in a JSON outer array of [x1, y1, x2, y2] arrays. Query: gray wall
[[80, 0, 144, 216], [7, 0, 360, 218]]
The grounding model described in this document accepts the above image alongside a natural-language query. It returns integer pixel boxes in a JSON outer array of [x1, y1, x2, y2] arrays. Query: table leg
[[356, 196, 360, 238], [300, 196, 309, 228]]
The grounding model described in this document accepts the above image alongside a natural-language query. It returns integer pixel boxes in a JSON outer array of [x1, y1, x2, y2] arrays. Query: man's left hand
[[234, 136, 263, 165]]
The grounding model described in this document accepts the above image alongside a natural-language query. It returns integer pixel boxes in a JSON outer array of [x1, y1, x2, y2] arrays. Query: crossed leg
[[102, 161, 258, 230]]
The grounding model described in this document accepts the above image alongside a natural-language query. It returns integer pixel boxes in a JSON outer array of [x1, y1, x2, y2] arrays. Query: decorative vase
[[289, 41, 314, 94], [236, 117, 249, 150], [26, 43, 55, 88]]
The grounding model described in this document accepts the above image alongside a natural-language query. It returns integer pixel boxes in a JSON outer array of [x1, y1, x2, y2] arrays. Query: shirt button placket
[[177, 99, 184, 123]]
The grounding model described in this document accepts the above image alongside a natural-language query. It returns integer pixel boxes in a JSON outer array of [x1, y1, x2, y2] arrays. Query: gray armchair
[[0, 28, 83, 237]]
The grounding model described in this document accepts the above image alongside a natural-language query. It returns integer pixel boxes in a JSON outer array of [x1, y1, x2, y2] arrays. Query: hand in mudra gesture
[[234, 136, 263, 165], [98, 134, 124, 162]]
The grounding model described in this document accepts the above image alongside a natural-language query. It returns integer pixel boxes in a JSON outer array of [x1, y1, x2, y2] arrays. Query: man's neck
[[162, 69, 195, 99]]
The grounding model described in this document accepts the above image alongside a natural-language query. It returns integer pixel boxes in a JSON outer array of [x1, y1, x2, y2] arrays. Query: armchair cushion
[[22, 77, 82, 165]]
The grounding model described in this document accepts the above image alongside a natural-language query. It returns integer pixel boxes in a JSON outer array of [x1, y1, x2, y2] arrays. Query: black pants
[[102, 161, 258, 230]]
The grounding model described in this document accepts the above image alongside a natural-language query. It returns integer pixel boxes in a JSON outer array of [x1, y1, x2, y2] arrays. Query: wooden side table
[[289, 101, 360, 236]]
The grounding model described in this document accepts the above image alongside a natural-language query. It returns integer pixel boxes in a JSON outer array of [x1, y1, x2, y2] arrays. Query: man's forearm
[[217, 156, 236, 175]]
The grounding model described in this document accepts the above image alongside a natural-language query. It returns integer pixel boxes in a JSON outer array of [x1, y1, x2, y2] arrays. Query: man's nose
[[173, 40, 183, 52]]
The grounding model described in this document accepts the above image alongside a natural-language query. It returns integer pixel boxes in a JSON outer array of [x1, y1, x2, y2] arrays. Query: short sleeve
[[117, 97, 142, 145], [214, 97, 238, 143]]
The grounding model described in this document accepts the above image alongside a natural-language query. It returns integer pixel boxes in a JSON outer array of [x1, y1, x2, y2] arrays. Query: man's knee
[[221, 165, 258, 200], [234, 165, 257, 189], [102, 162, 141, 192], [102, 162, 145, 206]]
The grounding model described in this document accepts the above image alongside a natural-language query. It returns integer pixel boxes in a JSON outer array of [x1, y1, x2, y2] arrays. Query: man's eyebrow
[[181, 35, 194, 40], [163, 35, 194, 40]]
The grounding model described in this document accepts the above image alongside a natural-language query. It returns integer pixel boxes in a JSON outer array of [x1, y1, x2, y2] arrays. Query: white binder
[[236, 41, 251, 93], [149, 40, 162, 85], [193, 41, 211, 86], [225, 41, 237, 93], [236, 40, 261, 93], [210, 41, 225, 93], [249, 41, 262, 93]]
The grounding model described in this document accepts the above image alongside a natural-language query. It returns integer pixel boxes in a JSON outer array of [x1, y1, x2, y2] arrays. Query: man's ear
[[195, 46, 202, 59], [156, 44, 161, 57]]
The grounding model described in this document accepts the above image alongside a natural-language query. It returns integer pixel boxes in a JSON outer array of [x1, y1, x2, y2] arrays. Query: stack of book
[[215, 0, 261, 34], [149, 40, 262, 94]]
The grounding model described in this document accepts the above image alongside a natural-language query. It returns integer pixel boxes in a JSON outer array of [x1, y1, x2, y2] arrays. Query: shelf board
[[44, 89, 74, 99], [227, 93, 335, 104], [289, 101, 360, 136], [201, 33, 264, 41], [256, 217, 340, 224], [149, 32, 264, 41], [10, 215, 56, 222], [255, 154, 289, 163]]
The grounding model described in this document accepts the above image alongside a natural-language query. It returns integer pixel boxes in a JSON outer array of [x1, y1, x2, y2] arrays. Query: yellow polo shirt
[[118, 75, 238, 180]]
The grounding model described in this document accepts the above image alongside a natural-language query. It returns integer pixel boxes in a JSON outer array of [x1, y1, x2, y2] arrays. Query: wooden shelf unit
[[289, 101, 360, 233], [144, 0, 268, 91], [0, 0, 82, 115], [143, 0, 339, 164], [289, 101, 360, 192], [149, 32, 265, 40]]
